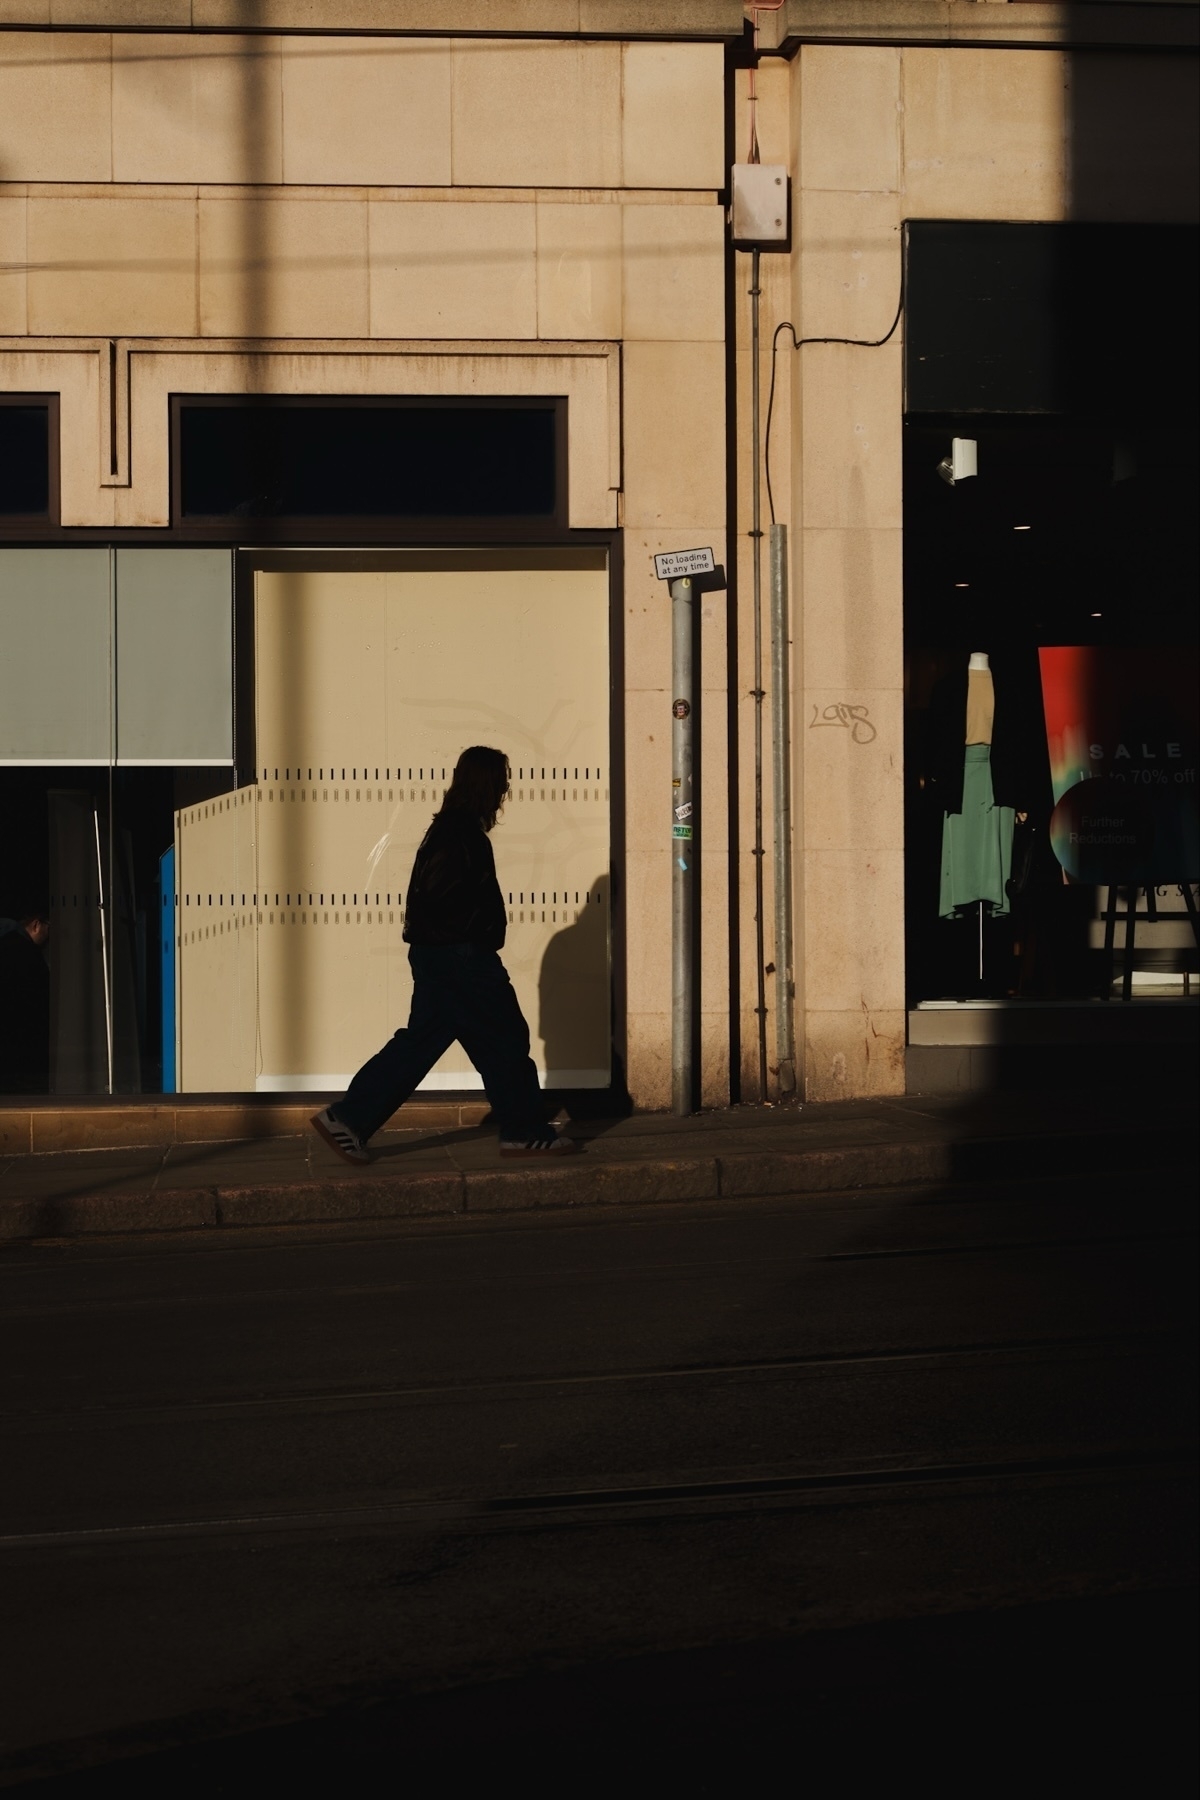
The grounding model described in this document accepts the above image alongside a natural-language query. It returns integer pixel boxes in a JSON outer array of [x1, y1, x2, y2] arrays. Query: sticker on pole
[[654, 547, 715, 582]]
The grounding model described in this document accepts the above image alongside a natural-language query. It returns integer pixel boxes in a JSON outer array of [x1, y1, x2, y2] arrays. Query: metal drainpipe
[[770, 522, 796, 1093], [750, 247, 768, 1099], [671, 575, 696, 1115]]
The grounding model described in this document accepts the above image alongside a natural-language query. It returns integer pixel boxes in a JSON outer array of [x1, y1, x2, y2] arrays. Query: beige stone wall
[[5, 20, 1195, 1110], [0, 27, 729, 1110], [0, 26, 726, 349], [0, 34, 724, 190]]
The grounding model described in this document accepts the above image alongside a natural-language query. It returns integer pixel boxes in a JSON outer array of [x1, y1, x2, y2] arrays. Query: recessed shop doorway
[[173, 549, 613, 1095]]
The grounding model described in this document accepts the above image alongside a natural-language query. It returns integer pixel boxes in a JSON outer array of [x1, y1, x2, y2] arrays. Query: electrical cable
[[764, 274, 905, 525], [745, 1, 787, 163]]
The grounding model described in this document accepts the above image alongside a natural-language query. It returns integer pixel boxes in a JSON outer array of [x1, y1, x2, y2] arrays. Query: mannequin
[[965, 650, 994, 745], [938, 649, 1016, 941], [924, 646, 1048, 819]]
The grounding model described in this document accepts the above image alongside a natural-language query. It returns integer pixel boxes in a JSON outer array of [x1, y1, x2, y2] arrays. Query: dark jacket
[[402, 810, 507, 950]]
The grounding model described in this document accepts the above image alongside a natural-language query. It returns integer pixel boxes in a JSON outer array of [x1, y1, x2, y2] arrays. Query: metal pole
[[769, 523, 796, 1094], [104, 544, 116, 1096], [671, 574, 696, 1115], [750, 247, 768, 1100], [93, 803, 113, 1097]]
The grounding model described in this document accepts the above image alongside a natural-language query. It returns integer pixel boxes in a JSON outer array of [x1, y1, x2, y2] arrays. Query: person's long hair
[[436, 745, 510, 832]]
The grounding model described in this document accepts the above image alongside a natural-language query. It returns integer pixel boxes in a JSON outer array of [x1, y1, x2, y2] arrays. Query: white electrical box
[[731, 164, 789, 247]]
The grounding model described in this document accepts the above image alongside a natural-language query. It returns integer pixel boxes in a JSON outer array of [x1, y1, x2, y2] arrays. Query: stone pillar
[[791, 46, 906, 1100]]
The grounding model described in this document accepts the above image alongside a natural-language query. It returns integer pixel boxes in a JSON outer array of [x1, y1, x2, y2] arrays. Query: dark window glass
[[903, 414, 1199, 1011], [0, 763, 234, 1098], [905, 222, 1199, 423], [0, 406, 51, 516], [903, 418, 1199, 650], [179, 402, 559, 520]]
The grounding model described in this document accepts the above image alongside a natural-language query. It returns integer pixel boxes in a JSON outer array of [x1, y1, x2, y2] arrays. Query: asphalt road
[[1, 1165, 1196, 1790]]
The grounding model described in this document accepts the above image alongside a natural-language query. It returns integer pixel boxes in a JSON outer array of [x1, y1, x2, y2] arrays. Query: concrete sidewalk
[[1, 1087, 1194, 1242]]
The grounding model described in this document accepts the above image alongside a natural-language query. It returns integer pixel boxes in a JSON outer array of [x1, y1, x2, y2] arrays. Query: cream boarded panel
[[254, 567, 388, 777], [252, 781, 402, 1086], [252, 554, 609, 1091], [382, 558, 610, 1087], [175, 787, 258, 1092]]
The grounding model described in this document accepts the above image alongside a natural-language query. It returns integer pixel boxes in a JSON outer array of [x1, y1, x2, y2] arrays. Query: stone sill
[[3, 2, 1193, 47], [1, 2, 749, 40], [909, 997, 1200, 1047], [0, 1098, 488, 1155]]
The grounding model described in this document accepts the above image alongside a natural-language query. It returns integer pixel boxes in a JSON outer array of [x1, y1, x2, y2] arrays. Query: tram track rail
[[0, 1324, 1188, 1427], [0, 1442, 1193, 1553]]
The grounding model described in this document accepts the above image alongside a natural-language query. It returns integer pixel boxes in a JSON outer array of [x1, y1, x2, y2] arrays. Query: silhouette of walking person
[[312, 745, 578, 1164]]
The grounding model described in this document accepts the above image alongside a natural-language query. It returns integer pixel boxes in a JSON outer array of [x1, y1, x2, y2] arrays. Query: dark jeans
[[334, 944, 549, 1143]]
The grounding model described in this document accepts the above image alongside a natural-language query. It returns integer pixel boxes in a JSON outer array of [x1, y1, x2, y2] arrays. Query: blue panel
[[160, 845, 175, 1094]]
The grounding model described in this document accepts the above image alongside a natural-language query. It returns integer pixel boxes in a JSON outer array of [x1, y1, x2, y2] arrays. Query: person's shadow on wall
[[539, 873, 631, 1126]]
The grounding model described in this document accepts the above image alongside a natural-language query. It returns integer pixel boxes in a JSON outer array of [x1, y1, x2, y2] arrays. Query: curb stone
[[1, 1188, 219, 1240], [715, 1141, 953, 1199], [463, 1157, 719, 1213], [214, 1174, 463, 1228], [0, 1123, 1192, 1243]]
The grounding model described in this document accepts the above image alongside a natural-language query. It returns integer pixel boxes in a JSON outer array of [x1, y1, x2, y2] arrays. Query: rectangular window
[[904, 221, 1199, 422], [0, 397, 57, 521], [174, 397, 564, 528], [0, 550, 111, 762], [0, 549, 234, 766], [115, 550, 234, 766]]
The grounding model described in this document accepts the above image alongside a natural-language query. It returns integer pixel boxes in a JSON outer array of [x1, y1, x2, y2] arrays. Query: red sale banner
[[1038, 646, 1198, 884]]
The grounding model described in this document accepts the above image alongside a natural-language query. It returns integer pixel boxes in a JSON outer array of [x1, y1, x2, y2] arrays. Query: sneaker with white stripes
[[498, 1128, 580, 1159], [311, 1107, 371, 1166]]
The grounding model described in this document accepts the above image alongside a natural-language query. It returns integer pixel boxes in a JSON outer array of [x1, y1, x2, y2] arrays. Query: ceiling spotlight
[[936, 437, 978, 486], [954, 583, 969, 589], [1013, 524, 1032, 531], [1090, 611, 1102, 617]]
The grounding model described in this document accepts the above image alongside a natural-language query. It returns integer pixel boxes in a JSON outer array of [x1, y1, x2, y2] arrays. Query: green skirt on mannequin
[[939, 744, 1015, 919]]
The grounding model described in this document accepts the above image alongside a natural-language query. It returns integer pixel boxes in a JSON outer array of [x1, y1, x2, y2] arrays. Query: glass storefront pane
[[3, 545, 611, 1100], [903, 419, 1199, 1006], [115, 550, 234, 765], [1, 549, 236, 1099], [0, 549, 111, 765]]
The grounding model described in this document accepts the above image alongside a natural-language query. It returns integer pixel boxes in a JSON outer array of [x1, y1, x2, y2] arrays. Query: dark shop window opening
[[174, 397, 565, 524], [903, 222, 1199, 1012], [0, 399, 55, 519]]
